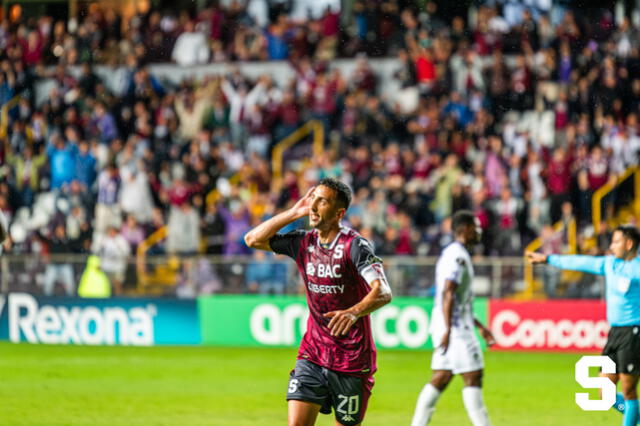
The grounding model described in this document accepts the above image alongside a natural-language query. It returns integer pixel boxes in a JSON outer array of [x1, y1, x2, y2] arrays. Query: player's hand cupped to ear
[[292, 186, 316, 219], [324, 310, 358, 337]]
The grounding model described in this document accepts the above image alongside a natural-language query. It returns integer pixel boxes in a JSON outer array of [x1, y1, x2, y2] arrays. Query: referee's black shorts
[[603, 326, 640, 375]]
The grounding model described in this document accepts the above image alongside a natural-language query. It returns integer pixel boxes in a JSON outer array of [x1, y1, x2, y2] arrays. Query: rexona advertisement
[[0, 293, 200, 345], [198, 295, 488, 350], [489, 300, 608, 351]]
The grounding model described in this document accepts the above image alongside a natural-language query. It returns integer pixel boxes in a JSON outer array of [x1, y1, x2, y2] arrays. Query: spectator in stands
[[91, 102, 118, 144], [202, 201, 226, 255], [40, 224, 76, 296], [540, 224, 563, 298], [546, 147, 572, 223], [75, 140, 97, 191], [246, 250, 287, 294], [221, 74, 267, 149], [94, 162, 121, 237], [174, 79, 217, 141], [46, 131, 78, 190], [4, 140, 46, 208], [120, 214, 145, 253], [171, 20, 210, 66], [92, 224, 131, 295], [430, 154, 463, 221], [167, 201, 201, 255], [219, 199, 250, 255], [119, 162, 154, 224]]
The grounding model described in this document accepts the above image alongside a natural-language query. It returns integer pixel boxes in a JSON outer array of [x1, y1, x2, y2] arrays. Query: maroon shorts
[[287, 359, 374, 425]]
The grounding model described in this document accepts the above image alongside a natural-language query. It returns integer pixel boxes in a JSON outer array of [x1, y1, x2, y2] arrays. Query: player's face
[[464, 220, 481, 245], [309, 185, 345, 230], [610, 231, 632, 259]]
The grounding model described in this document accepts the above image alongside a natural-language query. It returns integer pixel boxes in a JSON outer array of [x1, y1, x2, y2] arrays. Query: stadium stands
[[0, 1, 639, 297]]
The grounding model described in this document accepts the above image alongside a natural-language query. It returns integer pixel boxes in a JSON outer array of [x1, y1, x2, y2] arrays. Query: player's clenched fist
[[525, 251, 547, 264], [324, 310, 358, 337]]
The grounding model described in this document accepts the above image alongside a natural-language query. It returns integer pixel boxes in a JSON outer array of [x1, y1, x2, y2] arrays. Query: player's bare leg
[[288, 400, 321, 426], [430, 369, 454, 391], [460, 369, 491, 426], [620, 374, 640, 400], [602, 372, 619, 399], [602, 373, 624, 412], [617, 373, 640, 425], [461, 369, 483, 387], [411, 370, 453, 426]]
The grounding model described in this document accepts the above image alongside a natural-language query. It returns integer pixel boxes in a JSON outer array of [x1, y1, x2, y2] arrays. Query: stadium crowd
[[0, 1, 639, 295]]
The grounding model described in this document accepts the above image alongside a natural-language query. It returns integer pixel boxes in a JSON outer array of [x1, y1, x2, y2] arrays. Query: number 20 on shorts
[[575, 356, 616, 411]]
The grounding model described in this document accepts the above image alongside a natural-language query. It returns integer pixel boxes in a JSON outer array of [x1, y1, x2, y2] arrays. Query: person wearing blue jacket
[[527, 225, 640, 426]]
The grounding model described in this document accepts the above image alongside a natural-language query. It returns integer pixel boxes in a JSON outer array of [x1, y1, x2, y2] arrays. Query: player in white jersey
[[411, 210, 495, 426]]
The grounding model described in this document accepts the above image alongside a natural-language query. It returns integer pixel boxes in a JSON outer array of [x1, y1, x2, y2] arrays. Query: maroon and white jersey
[[270, 226, 388, 376]]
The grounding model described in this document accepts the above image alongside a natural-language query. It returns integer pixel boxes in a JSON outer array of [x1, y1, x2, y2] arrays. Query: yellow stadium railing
[[135, 226, 180, 294], [271, 120, 324, 190], [0, 93, 24, 139], [592, 166, 639, 234], [519, 217, 576, 300]]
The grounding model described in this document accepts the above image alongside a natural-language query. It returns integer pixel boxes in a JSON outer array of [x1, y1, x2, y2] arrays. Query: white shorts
[[430, 333, 484, 374]]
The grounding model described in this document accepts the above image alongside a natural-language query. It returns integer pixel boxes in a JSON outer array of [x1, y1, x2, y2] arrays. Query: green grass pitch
[[0, 343, 618, 425]]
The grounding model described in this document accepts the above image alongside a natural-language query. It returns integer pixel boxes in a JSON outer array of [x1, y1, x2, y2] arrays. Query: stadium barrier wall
[[488, 300, 608, 352], [0, 293, 201, 345], [198, 295, 488, 350], [0, 294, 608, 352]]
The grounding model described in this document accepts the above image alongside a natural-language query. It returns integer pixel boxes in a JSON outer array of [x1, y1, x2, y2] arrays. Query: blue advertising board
[[0, 293, 200, 345]]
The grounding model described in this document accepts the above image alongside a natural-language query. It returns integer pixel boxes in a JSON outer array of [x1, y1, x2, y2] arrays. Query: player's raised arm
[[244, 187, 315, 251]]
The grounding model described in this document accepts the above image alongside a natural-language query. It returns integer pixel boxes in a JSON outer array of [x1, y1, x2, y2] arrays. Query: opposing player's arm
[[473, 317, 496, 346], [244, 187, 314, 251], [440, 279, 457, 353], [324, 238, 392, 337], [440, 253, 467, 352]]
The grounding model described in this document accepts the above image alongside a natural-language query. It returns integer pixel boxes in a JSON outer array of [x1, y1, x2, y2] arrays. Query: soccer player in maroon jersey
[[245, 177, 392, 426]]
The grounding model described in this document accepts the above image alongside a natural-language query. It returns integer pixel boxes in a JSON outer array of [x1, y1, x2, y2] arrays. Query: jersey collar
[[315, 226, 347, 250]]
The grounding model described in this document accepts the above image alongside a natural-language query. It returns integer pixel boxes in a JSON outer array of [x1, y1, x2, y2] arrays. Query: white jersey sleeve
[[439, 248, 466, 285]]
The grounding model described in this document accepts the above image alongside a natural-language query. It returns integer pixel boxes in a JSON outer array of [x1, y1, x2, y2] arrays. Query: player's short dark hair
[[614, 225, 640, 252], [318, 178, 352, 210], [451, 210, 476, 235]]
